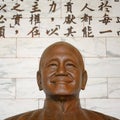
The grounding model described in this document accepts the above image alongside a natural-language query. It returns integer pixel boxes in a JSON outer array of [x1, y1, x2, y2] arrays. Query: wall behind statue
[[0, 0, 120, 119]]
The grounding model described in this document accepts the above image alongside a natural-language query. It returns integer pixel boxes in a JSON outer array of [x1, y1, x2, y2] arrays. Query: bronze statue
[[5, 42, 119, 120]]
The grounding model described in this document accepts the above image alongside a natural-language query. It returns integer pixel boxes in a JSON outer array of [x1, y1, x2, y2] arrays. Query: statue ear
[[37, 71, 43, 90], [81, 70, 87, 90]]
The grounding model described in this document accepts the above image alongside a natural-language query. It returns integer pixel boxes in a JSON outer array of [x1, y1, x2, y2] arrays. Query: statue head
[[37, 42, 87, 99]]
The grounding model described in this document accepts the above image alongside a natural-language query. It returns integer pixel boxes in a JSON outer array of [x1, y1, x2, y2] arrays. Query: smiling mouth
[[50, 76, 73, 84], [51, 80, 72, 84]]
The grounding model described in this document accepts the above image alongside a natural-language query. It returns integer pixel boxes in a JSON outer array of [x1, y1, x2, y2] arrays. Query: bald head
[[39, 42, 85, 71], [37, 41, 87, 94]]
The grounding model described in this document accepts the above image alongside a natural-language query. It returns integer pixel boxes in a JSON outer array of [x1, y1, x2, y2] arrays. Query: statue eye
[[48, 62, 58, 69], [50, 63, 57, 66], [66, 62, 76, 68]]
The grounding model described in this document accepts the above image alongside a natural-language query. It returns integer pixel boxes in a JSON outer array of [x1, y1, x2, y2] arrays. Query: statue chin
[[44, 84, 80, 98]]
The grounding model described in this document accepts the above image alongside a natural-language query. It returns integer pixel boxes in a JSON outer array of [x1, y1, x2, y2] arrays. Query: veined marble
[[16, 79, 45, 99], [17, 38, 61, 57], [86, 99, 120, 119], [65, 37, 106, 57], [0, 79, 15, 98], [80, 78, 107, 98], [85, 58, 120, 77], [108, 78, 120, 98], [0, 39, 16, 57], [107, 38, 120, 57], [0, 99, 38, 120], [0, 58, 38, 78]]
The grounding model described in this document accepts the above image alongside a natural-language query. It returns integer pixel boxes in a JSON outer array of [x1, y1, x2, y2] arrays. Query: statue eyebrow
[[45, 58, 58, 65]]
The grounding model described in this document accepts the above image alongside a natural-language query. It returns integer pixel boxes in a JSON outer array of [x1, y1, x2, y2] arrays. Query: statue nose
[[56, 64, 67, 76]]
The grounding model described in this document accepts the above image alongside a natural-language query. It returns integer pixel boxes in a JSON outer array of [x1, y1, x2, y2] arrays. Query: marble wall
[[0, 0, 120, 119]]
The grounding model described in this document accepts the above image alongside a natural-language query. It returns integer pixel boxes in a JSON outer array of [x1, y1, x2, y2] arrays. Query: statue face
[[37, 42, 87, 97]]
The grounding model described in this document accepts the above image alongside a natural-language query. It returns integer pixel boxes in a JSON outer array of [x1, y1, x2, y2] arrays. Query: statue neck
[[41, 96, 90, 120], [43, 95, 81, 113]]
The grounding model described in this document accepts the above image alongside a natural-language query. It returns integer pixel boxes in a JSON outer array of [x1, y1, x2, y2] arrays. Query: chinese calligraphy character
[[99, 13, 112, 25], [11, 3, 24, 12], [81, 13, 92, 25], [46, 25, 60, 36], [117, 31, 120, 36], [82, 26, 94, 37], [0, 26, 5, 38], [31, 0, 41, 13], [81, 3, 95, 11], [64, 26, 76, 37], [99, 30, 112, 34], [98, 0, 112, 12], [0, 4, 7, 12], [49, 1, 57, 13], [27, 26, 40, 37], [30, 14, 40, 25], [64, 0, 73, 13], [0, 15, 7, 23], [63, 14, 76, 24], [11, 14, 22, 25], [116, 17, 120, 23]]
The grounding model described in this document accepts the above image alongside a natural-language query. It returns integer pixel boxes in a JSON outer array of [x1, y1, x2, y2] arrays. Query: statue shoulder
[[4, 109, 43, 120], [82, 108, 119, 120]]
